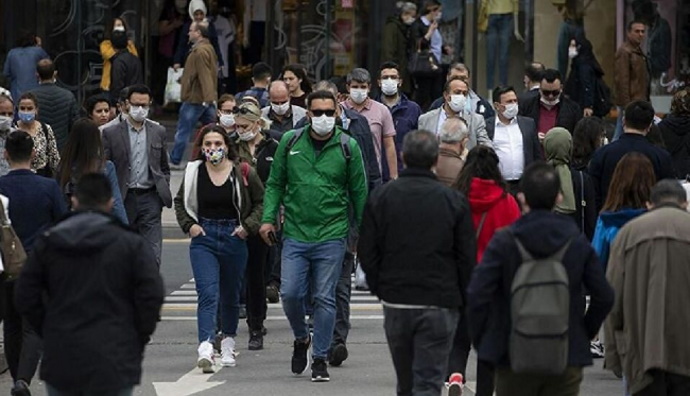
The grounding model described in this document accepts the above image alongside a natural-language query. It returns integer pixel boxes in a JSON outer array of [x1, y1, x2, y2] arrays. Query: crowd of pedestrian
[[0, 1, 687, 396]]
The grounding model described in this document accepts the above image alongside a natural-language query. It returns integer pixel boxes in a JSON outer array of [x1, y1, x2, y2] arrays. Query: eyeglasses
[[233, 107, 260, 117], [311, 109, 336, 117], [541, 89, 561, 97]]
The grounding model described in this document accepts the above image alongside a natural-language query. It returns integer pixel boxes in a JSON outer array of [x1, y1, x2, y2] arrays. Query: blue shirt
[[421, 16, 442, 62], [0, 169, 67, 252], [3, 46, 49, 101]]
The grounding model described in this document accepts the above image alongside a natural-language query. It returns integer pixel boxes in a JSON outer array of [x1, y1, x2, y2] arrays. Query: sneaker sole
[[311, 376, 330, 382], [197, 358, 214, 373], [248, 344, 263, 351], [221, 361, 237, 367], [448, 383, 463, 396]]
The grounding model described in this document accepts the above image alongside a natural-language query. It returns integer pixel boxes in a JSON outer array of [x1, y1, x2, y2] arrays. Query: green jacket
[[262, 126, 368, 243]]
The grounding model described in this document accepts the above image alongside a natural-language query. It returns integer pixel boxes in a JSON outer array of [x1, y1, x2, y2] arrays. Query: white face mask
[[129, 106, 148, 122], [502, 103, 519, 119], [238, 130, 258, 141], [271, 102, 291, 116], [312, 115, 336, 136], [402, 16, 415, 25], [568, 48, 578, 59], [349, 88, 368, 104], [448, 94, 466, 113], [113, 26, 125, 32], [0, 116, 12, 131], [540, 96, 560, 107], [381, 79, 399, 96], [219, 114, 235, 128]]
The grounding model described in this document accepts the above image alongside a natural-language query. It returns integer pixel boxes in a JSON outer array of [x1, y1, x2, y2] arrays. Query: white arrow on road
[[153, 365, 225, 396]]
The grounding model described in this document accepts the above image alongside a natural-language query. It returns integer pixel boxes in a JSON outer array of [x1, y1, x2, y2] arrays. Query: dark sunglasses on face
[[311, 109, 336, 117], [233, 107, 259, 116], [541, 89, 561, 97]]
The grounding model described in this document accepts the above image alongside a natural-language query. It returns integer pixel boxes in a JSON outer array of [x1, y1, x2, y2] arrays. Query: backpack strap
[[475, 212, 488, 238], [340, 132, 352, 161], [285, 126, 307, 153]]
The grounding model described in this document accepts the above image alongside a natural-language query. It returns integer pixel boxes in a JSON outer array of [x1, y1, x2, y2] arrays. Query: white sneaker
[[220, 337, 237, 367], [197, 341, 215, 373]]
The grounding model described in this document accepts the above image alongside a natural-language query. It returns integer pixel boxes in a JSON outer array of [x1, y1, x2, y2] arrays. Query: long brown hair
[[57, 118, 105, 190], [601, 152, 655, 212]]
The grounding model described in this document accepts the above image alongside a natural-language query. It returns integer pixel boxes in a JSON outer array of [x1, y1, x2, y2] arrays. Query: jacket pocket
[[151, 144, 163, 159]]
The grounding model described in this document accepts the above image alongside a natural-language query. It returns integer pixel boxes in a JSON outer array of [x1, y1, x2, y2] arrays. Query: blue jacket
[[3, 46, 50, 101], [374, 94, 421, 175], [0, 169, 68, 252], [591, 208, 645, 272], [467, 210, 614, 368]]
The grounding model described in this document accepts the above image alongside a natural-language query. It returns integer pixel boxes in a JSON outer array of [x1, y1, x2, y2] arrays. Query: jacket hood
[[661, 114, 690, 136], [511, 210, 581, 257], [188, 0, 207, 19], [45, 212, 126, 253], [599, 208, 646, 228], [468, 178, 509, 213]]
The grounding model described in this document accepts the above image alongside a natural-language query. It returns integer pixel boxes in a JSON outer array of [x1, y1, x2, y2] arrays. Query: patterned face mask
[[203, 147, 226, 165]]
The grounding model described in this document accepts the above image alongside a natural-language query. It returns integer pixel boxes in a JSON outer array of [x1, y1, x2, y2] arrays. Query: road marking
[[153, 366, 224, 396], [161, 315, 385, 321]]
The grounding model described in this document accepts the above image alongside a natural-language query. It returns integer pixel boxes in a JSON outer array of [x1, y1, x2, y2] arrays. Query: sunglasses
[[233, 107, 259, 116], [311, 109, 336, 117], [541, 89, 561, 97]]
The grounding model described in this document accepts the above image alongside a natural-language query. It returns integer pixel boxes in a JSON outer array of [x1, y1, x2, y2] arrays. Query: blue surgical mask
[[18, 111, 35, 123]]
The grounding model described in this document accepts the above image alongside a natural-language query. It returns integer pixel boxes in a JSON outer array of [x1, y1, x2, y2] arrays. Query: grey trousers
[[124, 189, 163, 266], [384, 305, 459, 396]]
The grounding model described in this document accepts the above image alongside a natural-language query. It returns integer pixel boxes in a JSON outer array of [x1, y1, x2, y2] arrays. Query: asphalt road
[[0, 240, 625, 396]]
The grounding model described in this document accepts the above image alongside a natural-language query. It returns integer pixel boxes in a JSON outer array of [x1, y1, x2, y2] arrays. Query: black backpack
[[509, 233, 572, 375], [592, 77, 613, 118]]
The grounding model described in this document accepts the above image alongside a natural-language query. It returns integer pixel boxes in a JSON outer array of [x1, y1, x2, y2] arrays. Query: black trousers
[[384, 306, 459, 396], [634, 370, 690, 396], [4, 280, 42, 383], [245, 234, 269, 331], [332, 253, 354, 347], [447, 312, 496, 395]]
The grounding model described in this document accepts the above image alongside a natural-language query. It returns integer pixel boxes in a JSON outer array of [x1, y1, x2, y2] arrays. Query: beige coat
[[604, 206, 690, 395], [181, 38, 218, 104]]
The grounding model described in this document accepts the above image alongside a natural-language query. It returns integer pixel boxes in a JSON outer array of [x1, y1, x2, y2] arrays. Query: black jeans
[[495, 367, 583, 396], [4, 280, 42, 383], [634, 370, 690, 396], [124, 189, 163, 266], [245, 234, 269, 331], [268, 231, 283, 287], [447, 312, 495, 396], [384, 306, 459, 396], [331, 253, 354, 347]]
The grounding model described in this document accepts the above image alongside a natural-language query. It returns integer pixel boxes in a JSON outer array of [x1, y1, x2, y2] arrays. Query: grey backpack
[[509, 234, 572, 375]]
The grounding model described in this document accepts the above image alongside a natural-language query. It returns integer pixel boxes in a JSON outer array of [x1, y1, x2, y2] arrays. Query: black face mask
[[112, 31, 128, 50]]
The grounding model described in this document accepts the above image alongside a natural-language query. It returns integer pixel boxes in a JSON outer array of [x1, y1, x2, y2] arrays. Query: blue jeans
[[191, 218, 248, 343], [46, 384, 133, 396], [170, 102, 216, 165], [614, 105, 625, 141], [281, 237, 346, 359], [486, 13, 514, 90]]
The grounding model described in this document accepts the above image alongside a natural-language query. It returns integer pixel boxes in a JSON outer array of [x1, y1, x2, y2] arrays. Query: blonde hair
[[236, 102, 271, 130]]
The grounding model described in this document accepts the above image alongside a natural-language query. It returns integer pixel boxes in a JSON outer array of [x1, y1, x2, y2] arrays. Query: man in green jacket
[[260, 90, 368, 383]]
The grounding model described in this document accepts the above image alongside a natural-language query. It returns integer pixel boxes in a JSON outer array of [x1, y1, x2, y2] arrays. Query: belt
[[129, 187, 155, 194]]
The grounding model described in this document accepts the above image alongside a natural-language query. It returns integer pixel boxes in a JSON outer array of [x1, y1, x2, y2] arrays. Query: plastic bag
[[164, 67, 184, 105]]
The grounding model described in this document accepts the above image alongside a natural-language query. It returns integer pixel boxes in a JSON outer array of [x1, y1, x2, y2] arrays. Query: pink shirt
[[342, 98, 396, 171]]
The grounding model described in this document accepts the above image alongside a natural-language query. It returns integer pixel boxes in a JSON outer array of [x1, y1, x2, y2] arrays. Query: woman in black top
[[174, 125, 264, 373], [234, 102, 279, 350]]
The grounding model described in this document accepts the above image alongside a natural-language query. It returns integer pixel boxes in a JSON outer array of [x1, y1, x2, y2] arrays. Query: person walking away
[[358, 129, 476, 396], [3, 32, 48, 101], [613, 21, 649, 140], [102, 84, 172, 266], [15, 173, 164, 396], [109, 30, 144, 104], [56, 118, 128, 224], [0, 131, 68, 396], [543, 127, 596, 240], [605, 179, 690, 396], [13, 93, 60, 177], [658, 87, 690, 179], [174, 125, 264, 371], [436, 118, 468, 186], [29, 59, 79, 151], [451, 145, 521, 395], [571, 117, 607, 172], [99, 18, 139, 94], [467, 161, 614, 396], [235, 102, 278, 350], [170, 21, 218, 169], [381, 2, 417, 96], [235, 62, 272, 108], [259, 90, 368, 382]]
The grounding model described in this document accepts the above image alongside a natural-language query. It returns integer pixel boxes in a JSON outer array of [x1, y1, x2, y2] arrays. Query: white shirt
[[493, 117, 524, 181]]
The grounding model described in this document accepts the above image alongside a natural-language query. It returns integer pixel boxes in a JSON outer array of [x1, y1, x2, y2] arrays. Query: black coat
[[658, 114, 690, 179], [358, 168, 476, 308], [29, 83, 79, 150], [568, 168, 597, 241], [467, 210, 614, 368], [15, 211, 164, 393], [518, 94, 583, 134], [110, 51, 144, 103]]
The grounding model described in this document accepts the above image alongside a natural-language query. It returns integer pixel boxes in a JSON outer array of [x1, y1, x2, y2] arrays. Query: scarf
[[544, 127, 576, 214]]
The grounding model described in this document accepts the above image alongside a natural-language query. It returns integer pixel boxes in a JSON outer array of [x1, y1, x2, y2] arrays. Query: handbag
[[408, 41, 441, 79], [0, 197, 27, 279]]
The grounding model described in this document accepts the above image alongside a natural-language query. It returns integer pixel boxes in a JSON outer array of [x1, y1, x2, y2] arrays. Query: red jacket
[[468, 178, 521, 262]]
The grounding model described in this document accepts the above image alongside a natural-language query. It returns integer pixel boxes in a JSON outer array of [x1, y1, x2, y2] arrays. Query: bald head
[[269, 80, 290, 104], [37, 58, 56, 81]]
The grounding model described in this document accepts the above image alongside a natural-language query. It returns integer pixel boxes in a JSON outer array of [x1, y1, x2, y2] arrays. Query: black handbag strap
[[476, 212, 488, 238]]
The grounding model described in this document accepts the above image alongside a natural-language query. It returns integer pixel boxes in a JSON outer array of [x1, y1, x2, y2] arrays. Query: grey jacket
[[30, 82, 79, 150], [102, 119, 172, 207], [418, 107, 492, 151]]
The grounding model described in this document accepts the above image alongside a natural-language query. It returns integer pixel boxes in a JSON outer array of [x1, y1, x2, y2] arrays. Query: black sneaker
[[266, 284, 280, 303], [311, 358, 330, 382], [328, 343, 348, 367], [248, 330, 264, 350], [239, 305, 247, 319], [291, 336, 311, 375], [11, 380, 31, 396]]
